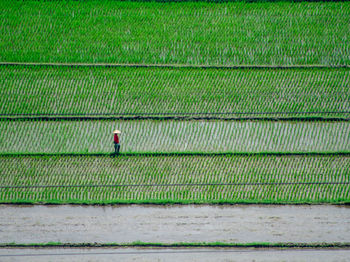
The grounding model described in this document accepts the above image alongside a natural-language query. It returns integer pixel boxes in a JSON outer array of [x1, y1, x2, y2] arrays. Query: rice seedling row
[[0, 154, 348, 204], [0, 66, 349, 116], [0, 1, 349, 65], [0, 120, 348, 153]]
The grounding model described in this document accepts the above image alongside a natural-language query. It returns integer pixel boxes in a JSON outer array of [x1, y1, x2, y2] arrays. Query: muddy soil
[[0, 248, 350, 262], [0, 205, 349, 244]]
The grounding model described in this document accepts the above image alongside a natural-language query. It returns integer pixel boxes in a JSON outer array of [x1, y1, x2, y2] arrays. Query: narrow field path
[[1, 205, 349, 244], [0, 248, 350, 262]]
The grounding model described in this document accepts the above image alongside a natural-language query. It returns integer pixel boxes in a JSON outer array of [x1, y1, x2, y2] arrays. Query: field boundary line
[[1, 182, 349, 189], [1, 199, 349, 205], [0, 114, 349, 122], [1, 117, 348, 122], [1, 111, 348, 116], [1, 242, 350, 249], [1, 152, 350, 157], [0, 62, 349, 69], [1, 116, 349, 122]]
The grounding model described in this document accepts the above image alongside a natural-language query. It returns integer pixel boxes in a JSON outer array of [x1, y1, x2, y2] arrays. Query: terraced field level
[[1, 120, 348, 153], [1, 66, 348, 117], [0, 154, 349, 204], [1, 1, 349, 65]]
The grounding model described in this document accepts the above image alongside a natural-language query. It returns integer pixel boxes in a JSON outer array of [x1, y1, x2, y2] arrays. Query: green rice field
[[0, 66, 349, 116], [0, 1, 349, 65], [0, 0, 349, 205], [1, 120, 349, 153], [0, 154, 349, 204]]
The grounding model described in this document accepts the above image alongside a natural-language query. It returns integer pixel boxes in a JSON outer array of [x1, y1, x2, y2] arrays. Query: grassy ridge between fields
[[1, 151, 350, 157], [0, 66, 348, 116], [0, 154, 349, 204], [1, 116, 350, 122], [1, 242, 350, 249], [1, 62, 349, 68], [0, 1, 349, 65]]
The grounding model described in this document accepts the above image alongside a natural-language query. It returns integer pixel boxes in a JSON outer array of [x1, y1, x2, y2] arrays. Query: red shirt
[[114, 134, 119, 143]]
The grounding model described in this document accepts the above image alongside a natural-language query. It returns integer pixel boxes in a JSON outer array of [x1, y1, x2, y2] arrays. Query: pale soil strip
[[0, 248, 350, 262], [1, 205, 349, 244]]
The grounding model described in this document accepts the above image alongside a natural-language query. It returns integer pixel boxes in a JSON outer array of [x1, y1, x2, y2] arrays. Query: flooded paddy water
[[1, 205, 349, 244]]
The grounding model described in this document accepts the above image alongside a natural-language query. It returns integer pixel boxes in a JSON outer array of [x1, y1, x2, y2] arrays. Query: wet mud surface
[[0, 248, 350, 262], [1, 205, 350, 244]]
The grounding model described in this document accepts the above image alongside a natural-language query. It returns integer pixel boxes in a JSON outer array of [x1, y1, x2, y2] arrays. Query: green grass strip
[[1, 241, 350, 249]]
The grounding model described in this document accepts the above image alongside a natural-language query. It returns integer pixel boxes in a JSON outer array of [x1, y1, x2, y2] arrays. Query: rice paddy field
[[1, 120, 349, 153], [0, 66, 349, 117], [0, 1, 349, 65], [0, 0, 348, 202], [0, 0, 349, 205], [1, 154, 349, 204], [0, 0, 350, 256]]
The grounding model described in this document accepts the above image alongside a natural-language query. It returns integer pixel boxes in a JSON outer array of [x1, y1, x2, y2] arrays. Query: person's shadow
[[111, 152, 120, 157]]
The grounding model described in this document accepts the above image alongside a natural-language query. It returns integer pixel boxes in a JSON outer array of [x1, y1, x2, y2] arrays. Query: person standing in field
[[113, 130, 121, 154]]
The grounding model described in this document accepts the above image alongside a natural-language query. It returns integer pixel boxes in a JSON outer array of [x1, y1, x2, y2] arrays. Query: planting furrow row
[[0, 120, 349, 153]]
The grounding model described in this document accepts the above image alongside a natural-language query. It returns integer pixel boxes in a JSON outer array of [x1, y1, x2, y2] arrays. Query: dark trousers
[[114, 143, 120, 154]]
